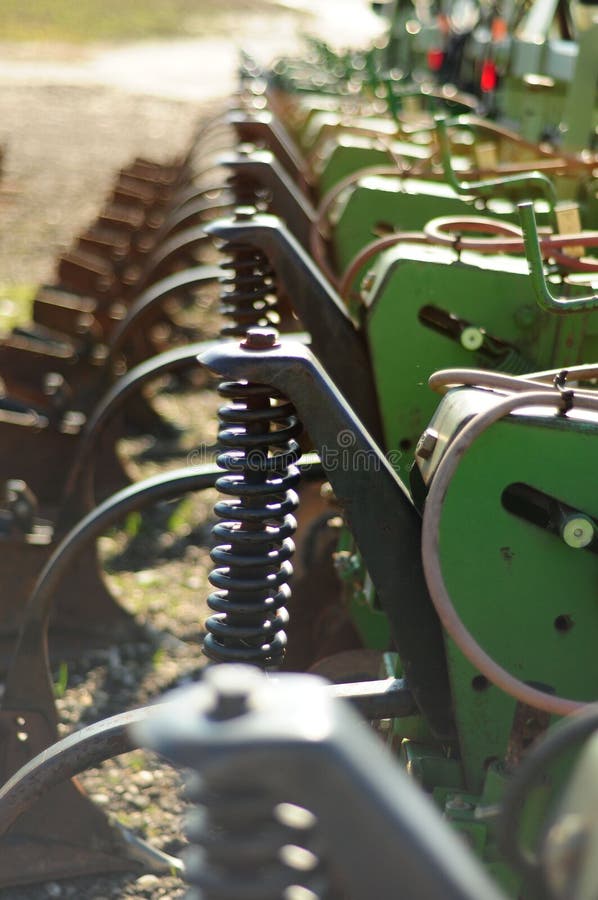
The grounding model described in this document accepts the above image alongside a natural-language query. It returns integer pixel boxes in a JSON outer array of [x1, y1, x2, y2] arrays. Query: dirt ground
[[0, 82, 219, 900], [0, 4, 358, 898], [0, 2, 387, 895]]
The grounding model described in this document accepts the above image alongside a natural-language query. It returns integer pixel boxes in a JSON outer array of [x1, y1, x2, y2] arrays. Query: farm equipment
[[1, 2, 598, 896]]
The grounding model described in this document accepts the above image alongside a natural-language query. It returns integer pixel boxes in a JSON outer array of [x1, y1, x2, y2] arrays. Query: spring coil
[[227, 169, 263, 207], [204, 376, 301, 667], [184, 772, 330, 900], [491, 347, 537, 376], [219, 241, 278, 338]]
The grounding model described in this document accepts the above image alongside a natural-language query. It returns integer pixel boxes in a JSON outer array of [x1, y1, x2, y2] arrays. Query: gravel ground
[[0, 3, 385, 894], [0, 33, 248, 900], [0, 87, 220, 899], [0, 84, 202, 286]]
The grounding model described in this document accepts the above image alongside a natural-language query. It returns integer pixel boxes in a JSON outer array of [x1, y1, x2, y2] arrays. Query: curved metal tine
[[0, 475, 214, 885], [0, 466, 222, 885], [2, 465, 223, 718], [65, 340, 221, 514], [157, 194, 234, 242], [0, 705, 182, 878], [435, 115, 558, 226], [5, 450, 320, 718], [0, 443, 316, 871], [0, 706, 146, 831], [134, 223, 214, 293], [167, 180, 232, 217], [187, 107, 236, 156], [106, 264, 222, 366], [66, 333, 312, 514], [518, 201, 598, 313]]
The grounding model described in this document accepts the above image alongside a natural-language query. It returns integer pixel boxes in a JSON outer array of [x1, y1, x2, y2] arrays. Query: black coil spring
[[184, 772, 330, 900], [227, 170, 262, 207], [219, 241, 278, 338], [204, 379, 301, 667]]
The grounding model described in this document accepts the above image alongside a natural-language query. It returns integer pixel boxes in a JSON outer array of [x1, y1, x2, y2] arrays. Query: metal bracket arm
[[0, 677, 415, 838], [226, 109, 311, 190], [136, 670, 502, 899], [219, 150, 317, 248], [199, 339, 453, 737], [204, 213, 384, 441]]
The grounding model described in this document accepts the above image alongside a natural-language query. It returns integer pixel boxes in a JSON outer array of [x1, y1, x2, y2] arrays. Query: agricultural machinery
[[0, 1, 597, 897]]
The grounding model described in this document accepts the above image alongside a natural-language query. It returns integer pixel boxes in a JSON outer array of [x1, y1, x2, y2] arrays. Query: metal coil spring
[[204, 375, 301, 667], [227, 169, 263, 207], [492, 347, 536, 376], [184, 772, 330, 900], [219, 240, 278, 338]]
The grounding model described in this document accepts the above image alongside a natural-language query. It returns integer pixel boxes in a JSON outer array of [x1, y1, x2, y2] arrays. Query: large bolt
[[241, 327, 280, 350], [6, 479, 37, 533], [234, 206, 256, 221], [415, 428, 439, 461], [203, 664, 264, 720]]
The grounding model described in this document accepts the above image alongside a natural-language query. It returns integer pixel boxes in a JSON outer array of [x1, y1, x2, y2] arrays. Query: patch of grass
[[166, 497, 194, 534], [0, 282, 36, 333], [124, 510, 143, 538], [152, 646, 166, 667], [53, 660, 69, 699], [0, 0, 231, 42], [126, 750, 148, 773]]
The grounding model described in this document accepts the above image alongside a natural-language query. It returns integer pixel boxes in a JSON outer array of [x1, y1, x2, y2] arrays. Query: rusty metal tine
[[0, 705, 155, 838]]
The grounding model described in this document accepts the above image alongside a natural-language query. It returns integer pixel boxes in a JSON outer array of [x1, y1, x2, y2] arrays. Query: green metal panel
[[561, 24, 598, 151], [315, 134, 432, 195], [499, 75, 569, 143], [363, 244, 584, 479], [331, 175, 485, 272], [436, 403, 598, 787], [317, 139, 395, 195]]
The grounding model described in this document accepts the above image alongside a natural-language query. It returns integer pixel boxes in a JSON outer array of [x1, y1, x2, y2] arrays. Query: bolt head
[[43, 372, 64, 394], [460, 327, 484, 352], [234, 206, 257, 221], [241, 327, 280, 350], [415, 429, 439, 461], [561, 515, 594, 549], [204, 664, 264, 720]]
